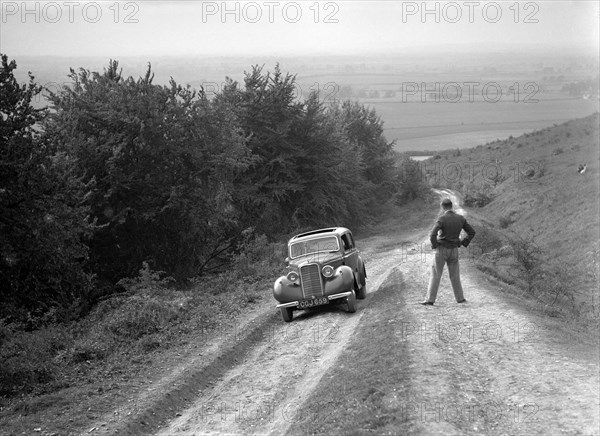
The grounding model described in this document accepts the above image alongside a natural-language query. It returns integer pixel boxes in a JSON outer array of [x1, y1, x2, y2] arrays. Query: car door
[[341, 232, 358, 277]]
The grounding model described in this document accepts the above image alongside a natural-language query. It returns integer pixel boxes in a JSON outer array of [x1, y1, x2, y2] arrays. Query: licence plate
[[297, 297, 329, 309]]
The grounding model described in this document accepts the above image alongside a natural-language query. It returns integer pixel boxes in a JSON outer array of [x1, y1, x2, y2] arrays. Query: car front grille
[[300, 263, 323, 298]]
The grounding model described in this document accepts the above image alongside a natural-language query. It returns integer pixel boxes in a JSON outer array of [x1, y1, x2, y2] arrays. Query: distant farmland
[[367, 97, 599, 153], [294, 66, 599, 153]]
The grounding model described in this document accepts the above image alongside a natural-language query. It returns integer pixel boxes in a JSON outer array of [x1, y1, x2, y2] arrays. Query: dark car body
[[273, 227, 367, 322]]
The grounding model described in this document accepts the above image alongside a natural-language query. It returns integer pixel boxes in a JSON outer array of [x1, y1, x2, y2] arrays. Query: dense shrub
[[45, 61, 252, 283], [0, 54, 94, 325]]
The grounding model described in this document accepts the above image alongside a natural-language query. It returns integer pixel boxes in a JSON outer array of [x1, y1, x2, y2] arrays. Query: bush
[[101, 296, 179, 341], [395, 155, 431, 203], [70, 337, 107, 363], [0, 323, 72, 396], [472, 226, 503, 254], [233, 230, 282, 279], [499, 214, 516, 229], [463, 182, 494, 207], [85, 263, 181, 343], [117, 261, 174, 294], [511, 233, 543, 294], [536, 159, 548, 178]]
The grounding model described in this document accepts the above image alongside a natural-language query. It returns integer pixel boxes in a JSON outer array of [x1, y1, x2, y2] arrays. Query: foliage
[[216, 65, 397, 233], [393, 153, 431, 203], [45, 61, 252, 282], [0, 54, 94, 325], [511, 233, 543, 294], [462, 181, 495, 207], [0, 321, 72, 396], [499, 214, 516, 229], [117, 261, 174, 293], [471, 226, 504, 254]]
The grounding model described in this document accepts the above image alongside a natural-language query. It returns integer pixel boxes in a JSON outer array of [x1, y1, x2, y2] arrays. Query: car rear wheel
[[346, 290, 357, 313], [356, 282, 367, 300], [280, 306, 294, 322]]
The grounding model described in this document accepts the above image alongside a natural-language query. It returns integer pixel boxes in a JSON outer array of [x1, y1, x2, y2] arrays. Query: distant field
[[400, 131, 523, 153], [364, 97, 599, 152]]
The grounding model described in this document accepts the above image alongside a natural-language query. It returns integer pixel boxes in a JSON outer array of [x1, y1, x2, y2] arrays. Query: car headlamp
[[287, 271, 299, 282], [322, 265, 334, 278]]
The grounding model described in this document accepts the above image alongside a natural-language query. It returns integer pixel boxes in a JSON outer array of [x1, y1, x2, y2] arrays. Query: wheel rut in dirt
[[95, 310, 279, 435], [156, 248, 401, 435]]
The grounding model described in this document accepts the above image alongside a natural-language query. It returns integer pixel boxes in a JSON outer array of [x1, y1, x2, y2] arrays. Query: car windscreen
[[289, 236, 340, 259]]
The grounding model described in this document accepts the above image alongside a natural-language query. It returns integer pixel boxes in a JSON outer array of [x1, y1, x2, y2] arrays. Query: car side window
[[341, 234, 353, 251], [348, 233, 355, 249]]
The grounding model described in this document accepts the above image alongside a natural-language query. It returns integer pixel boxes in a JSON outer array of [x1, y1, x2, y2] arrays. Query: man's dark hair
[[441, 198, 453, 209]]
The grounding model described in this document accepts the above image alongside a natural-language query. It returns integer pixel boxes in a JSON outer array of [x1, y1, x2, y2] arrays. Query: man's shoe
[[420, 301, 434, 306], [457, 299, 467, 303]]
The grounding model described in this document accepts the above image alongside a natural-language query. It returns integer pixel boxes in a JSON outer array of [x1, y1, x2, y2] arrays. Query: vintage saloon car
[[273, 227, 367, 322]]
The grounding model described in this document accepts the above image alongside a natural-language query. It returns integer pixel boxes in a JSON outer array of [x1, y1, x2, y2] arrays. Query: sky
[[1, 1, 599, 57]]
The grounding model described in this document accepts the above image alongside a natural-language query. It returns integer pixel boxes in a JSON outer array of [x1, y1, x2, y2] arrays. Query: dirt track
[[93, 198, 599, 435], [156, 230, 403, 436]]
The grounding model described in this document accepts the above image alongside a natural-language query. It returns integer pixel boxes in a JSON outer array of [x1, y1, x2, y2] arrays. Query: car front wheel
[[356, 282, 367, 300], [346, 290, 357, 313], [280, 306, 294, 322]]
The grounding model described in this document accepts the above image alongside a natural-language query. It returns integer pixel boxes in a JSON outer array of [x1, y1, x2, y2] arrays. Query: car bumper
[[275, 291, 353, 309]]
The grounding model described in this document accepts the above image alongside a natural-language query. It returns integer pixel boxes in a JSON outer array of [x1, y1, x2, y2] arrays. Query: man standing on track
[[421, 198, 476, 306]]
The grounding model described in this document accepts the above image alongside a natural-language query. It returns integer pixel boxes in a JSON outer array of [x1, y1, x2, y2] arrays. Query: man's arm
[[430, 220, 442, 249], [461, 220, 476, 247]]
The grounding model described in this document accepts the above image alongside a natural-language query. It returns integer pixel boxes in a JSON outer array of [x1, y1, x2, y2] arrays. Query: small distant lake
[[409, 155, 433, 161]]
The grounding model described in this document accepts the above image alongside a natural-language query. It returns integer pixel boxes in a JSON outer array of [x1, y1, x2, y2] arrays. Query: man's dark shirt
[[429, 210, 476, 249]]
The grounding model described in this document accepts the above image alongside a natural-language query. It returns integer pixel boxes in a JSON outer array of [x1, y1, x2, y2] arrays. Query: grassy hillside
[[424, 112, 599, 313]]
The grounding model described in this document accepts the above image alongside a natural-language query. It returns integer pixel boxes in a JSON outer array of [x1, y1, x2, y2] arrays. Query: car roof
[[289, 227, 350, 242]]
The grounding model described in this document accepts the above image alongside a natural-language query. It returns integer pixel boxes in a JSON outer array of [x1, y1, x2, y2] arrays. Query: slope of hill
[[424, 112, 599, 310]]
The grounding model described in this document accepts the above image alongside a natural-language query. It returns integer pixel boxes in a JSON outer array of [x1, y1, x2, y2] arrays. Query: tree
[[45, 61, 252, 282], [216, 65, 308, 235], [217, 66, 401, 233], [329, 100, 397, 209], [0, 54, 93, 325], [283, 92, 367, 228], [394, 153, 429, 203]]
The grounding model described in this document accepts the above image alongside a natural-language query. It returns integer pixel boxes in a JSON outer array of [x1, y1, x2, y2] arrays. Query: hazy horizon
[[2, 1, 598, 57]]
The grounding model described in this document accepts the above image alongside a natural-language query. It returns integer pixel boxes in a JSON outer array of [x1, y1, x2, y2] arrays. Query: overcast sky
[[1, 1, 599, 57]]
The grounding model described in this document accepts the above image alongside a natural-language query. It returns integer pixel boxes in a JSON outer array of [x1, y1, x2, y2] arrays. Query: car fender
[[273, 276, 304, 303], [324, 265, 354, 294]]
